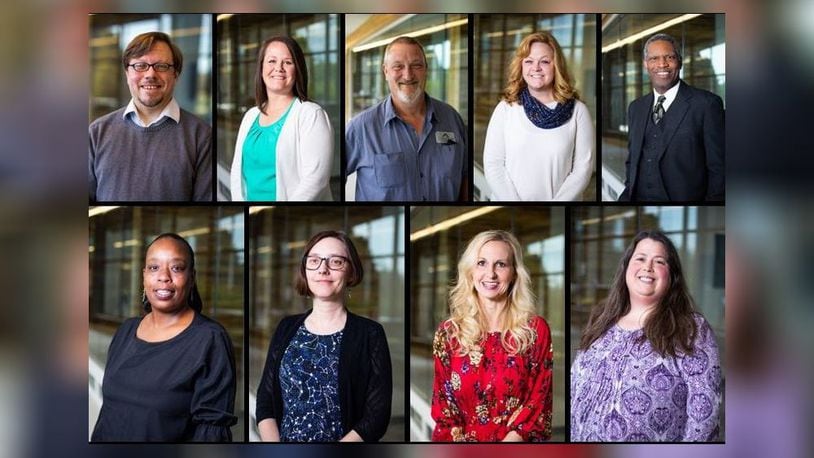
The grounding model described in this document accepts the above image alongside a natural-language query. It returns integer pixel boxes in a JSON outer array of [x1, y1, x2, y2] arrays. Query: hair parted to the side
[[122, 32, 183, 76], [579, 230, 698, 357], [294, 230, 364, 297], [255, 35, 310, 114], [445, 230, 538, 356], [503, 31, 578, 105], [142, 233, 203, 314]]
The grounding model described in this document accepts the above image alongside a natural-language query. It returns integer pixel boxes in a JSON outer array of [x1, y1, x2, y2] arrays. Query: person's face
[[125, 41, 177, 112], [472, 240, 516, 304], [383, 43, 427, 106], [522, 41, 556, 93], [143, 237, 193, 314], [305, 237, 351, 302], [625, 238, 671, 306], [262, 41, 296, 97], [644, 39, 681, 94]]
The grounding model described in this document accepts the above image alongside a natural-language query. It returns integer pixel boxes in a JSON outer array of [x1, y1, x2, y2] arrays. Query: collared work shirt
[[345, 95, 467, 201]]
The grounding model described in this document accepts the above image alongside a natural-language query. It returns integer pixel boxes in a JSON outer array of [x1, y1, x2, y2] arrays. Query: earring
[[141, 289, 146, 304], [346, 288, 352, 300]]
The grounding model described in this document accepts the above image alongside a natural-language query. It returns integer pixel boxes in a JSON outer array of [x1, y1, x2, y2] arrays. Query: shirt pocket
[[373, 152, 407, 188]]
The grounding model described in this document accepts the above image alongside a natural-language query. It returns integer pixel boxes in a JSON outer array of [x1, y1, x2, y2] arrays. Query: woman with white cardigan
[[483, 31, 593, 201], [231, 35, 333, 201]]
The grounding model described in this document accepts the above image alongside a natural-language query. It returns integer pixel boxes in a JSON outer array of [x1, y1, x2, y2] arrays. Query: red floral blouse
[[431, 315, 553, 442]]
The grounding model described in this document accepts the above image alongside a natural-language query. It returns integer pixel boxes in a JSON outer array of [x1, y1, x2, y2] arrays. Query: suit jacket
[[620, 80, 724, 201]]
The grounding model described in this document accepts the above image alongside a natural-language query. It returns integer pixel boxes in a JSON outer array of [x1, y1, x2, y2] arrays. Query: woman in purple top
[[571, 230, 721, 442]]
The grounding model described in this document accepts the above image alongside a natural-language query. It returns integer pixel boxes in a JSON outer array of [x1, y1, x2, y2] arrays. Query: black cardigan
[[255, 310, 392, 442]]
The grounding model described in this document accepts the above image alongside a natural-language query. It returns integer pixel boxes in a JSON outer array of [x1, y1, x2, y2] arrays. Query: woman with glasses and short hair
[[255, 230, 392, 442]]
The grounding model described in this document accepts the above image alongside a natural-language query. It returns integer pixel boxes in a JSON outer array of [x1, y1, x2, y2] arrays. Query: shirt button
[[420, 173, 424, 178]]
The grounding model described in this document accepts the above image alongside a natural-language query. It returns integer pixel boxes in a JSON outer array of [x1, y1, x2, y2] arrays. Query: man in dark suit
[[619, 33, 724, 202]]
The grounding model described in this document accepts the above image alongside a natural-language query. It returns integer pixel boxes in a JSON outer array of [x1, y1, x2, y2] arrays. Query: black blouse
[[255, 310, 392, 442], [91, 313, 237, 442]]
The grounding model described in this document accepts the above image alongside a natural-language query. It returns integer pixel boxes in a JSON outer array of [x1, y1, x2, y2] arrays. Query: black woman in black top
[[91, 233, 237, 442], [255, 230, 392, 442]]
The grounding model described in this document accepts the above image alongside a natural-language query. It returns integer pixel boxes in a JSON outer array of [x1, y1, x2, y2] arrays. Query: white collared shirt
[[123, 97, 181, 127], [652, 81, 680, 112]]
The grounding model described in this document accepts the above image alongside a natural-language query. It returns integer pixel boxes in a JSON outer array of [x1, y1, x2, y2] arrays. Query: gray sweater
[[89, 107, 212, 201]]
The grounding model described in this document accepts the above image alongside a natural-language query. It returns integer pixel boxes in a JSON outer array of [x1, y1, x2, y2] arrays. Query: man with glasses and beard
[[345, 36, 468, 202], [89, 32, 212, 202]]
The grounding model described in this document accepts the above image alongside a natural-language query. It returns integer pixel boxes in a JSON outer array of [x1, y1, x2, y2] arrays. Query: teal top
[[242, 101, 294, 200]]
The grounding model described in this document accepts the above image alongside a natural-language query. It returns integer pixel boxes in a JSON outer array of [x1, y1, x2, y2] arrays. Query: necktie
[[652, 95, 666, 125]]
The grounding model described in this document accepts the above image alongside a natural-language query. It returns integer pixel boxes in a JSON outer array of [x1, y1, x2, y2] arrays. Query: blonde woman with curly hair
[[431, 230, 553, 442], [483, 31, 594, 201]]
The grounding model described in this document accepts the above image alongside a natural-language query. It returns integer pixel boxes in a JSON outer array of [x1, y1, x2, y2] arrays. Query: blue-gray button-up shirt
[[345, 95, 467, 201]]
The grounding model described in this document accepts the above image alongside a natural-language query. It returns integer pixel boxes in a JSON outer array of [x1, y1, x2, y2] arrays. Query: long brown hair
[[503, 31, 578, 105], [579, 230, 697, 357], [254, 35, 310, 114]]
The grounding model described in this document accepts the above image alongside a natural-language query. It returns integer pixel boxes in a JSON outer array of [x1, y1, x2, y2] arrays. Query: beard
[[394, 81, 424, 106]]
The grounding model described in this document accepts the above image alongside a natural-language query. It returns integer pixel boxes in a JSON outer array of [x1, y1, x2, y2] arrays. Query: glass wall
[[89, 14, 212, 124], [473, 14, 598, 201], [601, 14, 725, 200], [570, 205, 725, 439], [88, 205, 245, 440], [216, 14, 341, 200], [248, 205, 405, 441], [409, 206, 565, 441]]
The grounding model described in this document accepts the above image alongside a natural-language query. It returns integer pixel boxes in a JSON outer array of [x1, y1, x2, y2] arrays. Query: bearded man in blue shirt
[[345, 36, 468, 202]]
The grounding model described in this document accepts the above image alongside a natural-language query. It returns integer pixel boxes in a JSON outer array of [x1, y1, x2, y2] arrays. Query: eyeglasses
[[304, 255, 349, 271], [128, 62, 175, 73]]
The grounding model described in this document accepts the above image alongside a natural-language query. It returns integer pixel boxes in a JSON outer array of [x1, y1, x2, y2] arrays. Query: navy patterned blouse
[[279, 324, 344, 442]]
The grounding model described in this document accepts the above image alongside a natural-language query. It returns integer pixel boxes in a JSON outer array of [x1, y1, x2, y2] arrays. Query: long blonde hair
[[445, 230, 538, 356], [503, 31, 579, 105]]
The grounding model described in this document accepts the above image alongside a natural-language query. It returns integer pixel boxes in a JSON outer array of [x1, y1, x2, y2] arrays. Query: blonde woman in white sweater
[[484, 32, 593, 201]]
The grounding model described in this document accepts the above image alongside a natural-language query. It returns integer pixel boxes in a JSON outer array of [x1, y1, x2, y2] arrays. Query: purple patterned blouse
[[571, 313, 722, 442]]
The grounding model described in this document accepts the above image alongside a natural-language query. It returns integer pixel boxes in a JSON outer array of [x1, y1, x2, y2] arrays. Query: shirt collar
[[653, 80, 680, 112], [123, 97, 181, 127], [382, 94, 436, 127]]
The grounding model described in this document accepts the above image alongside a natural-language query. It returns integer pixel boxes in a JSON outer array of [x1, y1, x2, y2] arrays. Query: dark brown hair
[[294, 231, 364, 297], [255, 35, 309, 114], [579, 230, 697, 357], [142, 233, 202, 314], [122, 32, 183, 75]]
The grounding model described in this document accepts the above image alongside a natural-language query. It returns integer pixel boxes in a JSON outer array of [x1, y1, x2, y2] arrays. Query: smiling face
[[383, 42, 427, 107], [645, 39, 681, 94], [125, 41, 177, 114], [262, 40, 296, 97], [143, 237, 193, 314], [625, 238, 671, 307], [522, 41, 555, 94], [305, 237, 350, 302], [472, 240, 516, 305]]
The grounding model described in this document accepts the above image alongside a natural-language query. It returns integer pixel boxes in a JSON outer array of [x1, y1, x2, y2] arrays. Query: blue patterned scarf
[[520, 87, 575, 129]]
